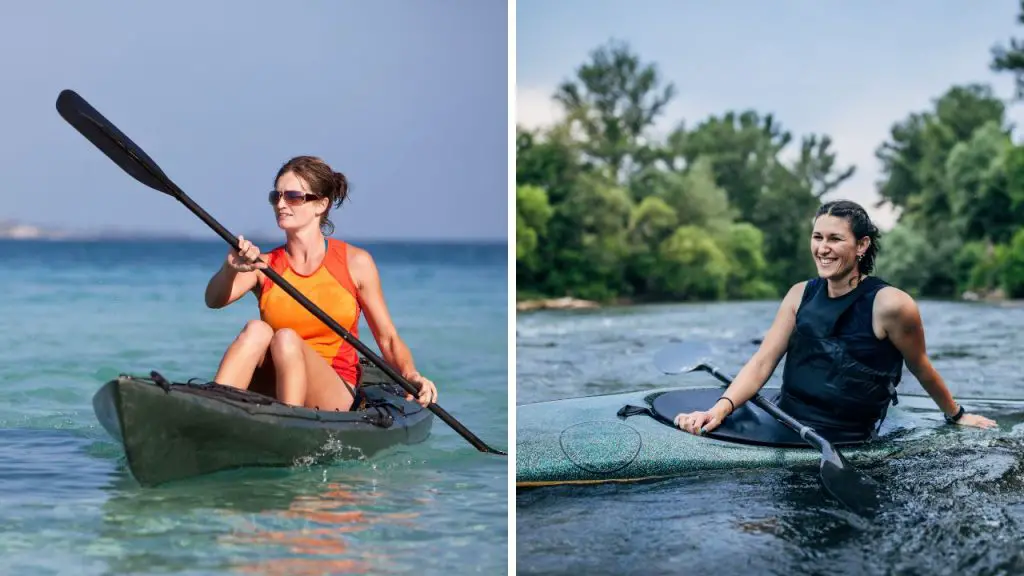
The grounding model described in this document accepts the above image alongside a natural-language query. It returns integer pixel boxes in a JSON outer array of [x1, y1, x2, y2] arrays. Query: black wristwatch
[[944, 404, 965, 425]]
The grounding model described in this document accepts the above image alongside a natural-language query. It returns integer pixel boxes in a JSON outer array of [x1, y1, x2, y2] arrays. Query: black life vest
[[776, 276, 904, 443]]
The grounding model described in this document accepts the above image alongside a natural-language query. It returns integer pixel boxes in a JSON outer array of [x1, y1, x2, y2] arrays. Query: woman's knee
[[269, 328, 304, 360], [237, 319, 274, 349]]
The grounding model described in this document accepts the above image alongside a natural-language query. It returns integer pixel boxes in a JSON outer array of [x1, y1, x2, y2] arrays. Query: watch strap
[[944, 404, 965, 424]]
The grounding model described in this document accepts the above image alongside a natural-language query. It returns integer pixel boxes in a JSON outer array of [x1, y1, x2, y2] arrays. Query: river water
[[516, 299, 1024, 575]]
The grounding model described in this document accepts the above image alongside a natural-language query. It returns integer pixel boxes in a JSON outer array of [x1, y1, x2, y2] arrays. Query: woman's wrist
[[713, 396, 734, 417], [944, 402, 965, 424]]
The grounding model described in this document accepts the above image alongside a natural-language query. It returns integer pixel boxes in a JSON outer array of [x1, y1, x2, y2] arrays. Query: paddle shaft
[[698, 363, 829, 453], [668, 349, 880, 516], [188, 191, 504, 455]]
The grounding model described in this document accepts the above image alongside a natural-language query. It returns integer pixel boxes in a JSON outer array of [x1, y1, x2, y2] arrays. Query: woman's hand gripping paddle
[[654, 341, 881, 517]]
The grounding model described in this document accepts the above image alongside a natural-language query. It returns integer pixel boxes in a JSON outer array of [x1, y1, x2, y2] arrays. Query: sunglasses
[[268, 190, 321, 206]]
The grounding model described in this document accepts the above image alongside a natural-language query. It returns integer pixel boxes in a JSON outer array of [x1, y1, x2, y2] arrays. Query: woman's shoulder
[[329, 239, 377, 290], [331, 239, 373, 265], [873, 283, 918, 321], [787, 279, 814, 301]]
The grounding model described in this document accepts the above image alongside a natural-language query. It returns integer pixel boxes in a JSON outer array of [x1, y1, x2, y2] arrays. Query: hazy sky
[[0, 1, 507, 241], [517, 0, 1024, 230]]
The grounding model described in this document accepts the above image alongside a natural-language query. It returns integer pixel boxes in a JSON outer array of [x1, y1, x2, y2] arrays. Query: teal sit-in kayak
[[515, 384, 1011, 488], [94, 359, 433, 487]]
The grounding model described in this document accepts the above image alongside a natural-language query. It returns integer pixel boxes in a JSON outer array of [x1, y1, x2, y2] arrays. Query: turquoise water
[[0, 239, 508, 575]]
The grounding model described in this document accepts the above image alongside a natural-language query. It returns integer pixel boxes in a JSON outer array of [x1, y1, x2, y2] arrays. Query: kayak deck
[[516, 385, 951, 488], [94, 363, 433, 486]]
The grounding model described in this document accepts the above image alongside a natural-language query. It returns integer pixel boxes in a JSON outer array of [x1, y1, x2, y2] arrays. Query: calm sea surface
[[0, 238, 508, 575], [517, 299, 1024, 575]]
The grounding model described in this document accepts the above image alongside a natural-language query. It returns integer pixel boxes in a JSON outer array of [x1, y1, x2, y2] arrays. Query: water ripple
[[1, 240, 507, 575], [518, 300, 1024, 575]]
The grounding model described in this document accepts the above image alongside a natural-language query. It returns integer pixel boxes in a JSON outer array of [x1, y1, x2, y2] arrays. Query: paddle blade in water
[[55, 89, 177, 197], [819, 446, 881, 517], [653, 342, 716, 375]]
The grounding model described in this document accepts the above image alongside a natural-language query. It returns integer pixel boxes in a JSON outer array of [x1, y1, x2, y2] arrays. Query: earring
[[857, 254, 863, 261]]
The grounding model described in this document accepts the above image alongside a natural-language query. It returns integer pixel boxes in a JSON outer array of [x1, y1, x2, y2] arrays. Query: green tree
[[990, 0, 1024, 98], [555, 39, 676, 185], [650, 226, 731, 301], [516, 28, 1024, 306], [713, 222, 776, 299], [875, 84, 1006, 223], [657, 156, 736, 230], [792, 134, 857, 199], [670, 110, 791, 222], [625, 196, 678, 296], [945, 121, 1019, 244], [1001, 229, 1024, 297], [544, 171, 634, 300], [516, 185, 554, 278], [516, 124, 582, 205]]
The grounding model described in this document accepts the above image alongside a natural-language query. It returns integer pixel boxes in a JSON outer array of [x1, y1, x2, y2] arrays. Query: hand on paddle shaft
[[56, 89, 505, 455], [403, 371, 438, 407], [654, 341, 882, 518], [226, 236, 268, 273]]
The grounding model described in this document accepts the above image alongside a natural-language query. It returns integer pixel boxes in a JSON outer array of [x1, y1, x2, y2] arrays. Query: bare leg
[[268, 328, 356, 410], [213, 319, 274, 389], [268, 328, 308, 406]]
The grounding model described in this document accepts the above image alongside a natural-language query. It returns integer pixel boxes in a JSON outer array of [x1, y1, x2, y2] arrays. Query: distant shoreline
[[0, 220, 506, 245], [0, 234, 508, 245], [515, 291, 1020, 311]]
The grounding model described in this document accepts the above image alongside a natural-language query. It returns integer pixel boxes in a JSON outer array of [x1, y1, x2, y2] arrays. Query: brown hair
[[275, 155, 350, 235]]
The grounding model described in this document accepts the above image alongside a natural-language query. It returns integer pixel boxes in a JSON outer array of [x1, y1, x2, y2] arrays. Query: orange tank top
[[257, 238, 362, 385]]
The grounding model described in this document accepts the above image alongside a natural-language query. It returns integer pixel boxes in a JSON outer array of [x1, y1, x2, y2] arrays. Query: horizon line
[[0, 234, 508, 245]]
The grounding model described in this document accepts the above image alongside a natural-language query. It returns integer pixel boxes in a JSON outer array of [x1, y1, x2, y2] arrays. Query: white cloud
[[516, 86, 564, 130]]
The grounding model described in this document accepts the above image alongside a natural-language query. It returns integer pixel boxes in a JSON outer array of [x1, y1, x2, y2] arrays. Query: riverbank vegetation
[[517, 6, 1024, 306]]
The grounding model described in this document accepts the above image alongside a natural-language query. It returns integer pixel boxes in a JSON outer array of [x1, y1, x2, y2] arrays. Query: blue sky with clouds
[[0, 1, 507, 241], [516, 0, 1024, 230]]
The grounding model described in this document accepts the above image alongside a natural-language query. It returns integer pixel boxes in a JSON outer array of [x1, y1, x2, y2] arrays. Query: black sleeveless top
[[797, 276, 903, 373], [776, 275, 905, 443]]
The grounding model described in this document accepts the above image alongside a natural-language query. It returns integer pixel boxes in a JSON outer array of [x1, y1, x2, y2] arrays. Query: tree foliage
[[518, 22, 1024, 303]]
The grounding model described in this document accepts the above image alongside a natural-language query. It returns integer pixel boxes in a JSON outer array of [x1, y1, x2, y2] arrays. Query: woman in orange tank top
[[202, 155, 438, 411]]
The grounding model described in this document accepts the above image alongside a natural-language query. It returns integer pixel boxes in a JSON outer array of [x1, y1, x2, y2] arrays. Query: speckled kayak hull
[[516, 385, 954, 488]]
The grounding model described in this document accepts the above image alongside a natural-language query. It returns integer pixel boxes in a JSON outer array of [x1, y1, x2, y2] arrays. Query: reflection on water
[[223, 483, 420, 575], [89, 457, 458, 575]]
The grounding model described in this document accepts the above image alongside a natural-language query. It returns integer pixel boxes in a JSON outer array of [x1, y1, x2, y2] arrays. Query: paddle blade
[[55, 89, 177, 197], [653, 341, 715, 375], [819, 447, 881, 517]]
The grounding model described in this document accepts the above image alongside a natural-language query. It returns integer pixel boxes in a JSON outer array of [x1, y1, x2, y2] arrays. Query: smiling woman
[[203, 155, 439, 412], [673, 199, 998, 441]]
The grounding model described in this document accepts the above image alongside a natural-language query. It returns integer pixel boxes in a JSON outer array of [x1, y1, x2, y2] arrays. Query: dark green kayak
[[93, 360, 433, 486]]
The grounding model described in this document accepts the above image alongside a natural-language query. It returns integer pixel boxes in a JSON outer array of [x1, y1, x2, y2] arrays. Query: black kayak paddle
[[55, 88, 506, 457], [654, 341, 881, 517]]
